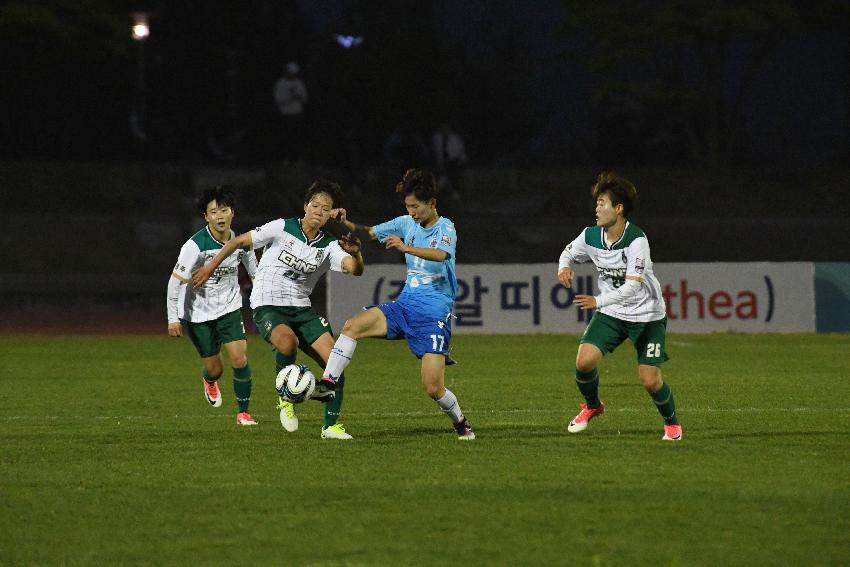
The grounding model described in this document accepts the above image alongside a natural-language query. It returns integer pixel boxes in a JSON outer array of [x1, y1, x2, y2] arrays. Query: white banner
[[328, 262, 815, 334]]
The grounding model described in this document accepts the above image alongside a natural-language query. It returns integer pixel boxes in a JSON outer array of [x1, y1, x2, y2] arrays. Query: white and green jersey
[[559, 222, 666, 322], [168, 226, 257, 323], [249, 218, 350, 308]]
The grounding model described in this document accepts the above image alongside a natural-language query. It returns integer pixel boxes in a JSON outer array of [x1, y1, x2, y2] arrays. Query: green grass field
[[1, 333, 849, 566]]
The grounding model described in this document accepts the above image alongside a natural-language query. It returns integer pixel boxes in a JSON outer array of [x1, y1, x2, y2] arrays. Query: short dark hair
[[395, 168, 439, 202], [591, 171, 637, 218], [196, 185, 237, 215], [304, 179, 343, 207]]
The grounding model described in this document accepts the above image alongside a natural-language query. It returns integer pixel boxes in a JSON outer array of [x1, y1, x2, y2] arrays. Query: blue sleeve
[[434, 221, 457, 260], [373, 215, 412, 243]]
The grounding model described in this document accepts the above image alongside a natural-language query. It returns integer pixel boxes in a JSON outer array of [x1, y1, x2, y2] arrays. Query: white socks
[[324, 334, 357, 380], [436, 389, 464, 423]]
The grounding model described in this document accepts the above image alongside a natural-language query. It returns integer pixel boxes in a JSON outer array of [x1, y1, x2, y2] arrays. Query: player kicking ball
[[193, 180, 364, 439], [317, 168, 475, 440], [167, 186, 259, 426], [558, 172, 682, 441]]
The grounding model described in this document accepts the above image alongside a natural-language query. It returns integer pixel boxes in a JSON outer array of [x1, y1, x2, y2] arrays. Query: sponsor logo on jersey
[[278, 250, 318, 273], [598, 266, 626, 288], [430, 238, 438, 248], [209, 266, 238, 283]]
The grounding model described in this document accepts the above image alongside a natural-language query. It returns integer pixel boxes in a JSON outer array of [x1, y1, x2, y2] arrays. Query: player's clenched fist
[[558, 267, 575, 288], [338, 233, 361, 255]]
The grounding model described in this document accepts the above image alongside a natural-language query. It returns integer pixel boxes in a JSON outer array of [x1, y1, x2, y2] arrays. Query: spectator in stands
[[432, 123, 468, 200], [383, 125, 430, 168], [273, 61, 309, 164]]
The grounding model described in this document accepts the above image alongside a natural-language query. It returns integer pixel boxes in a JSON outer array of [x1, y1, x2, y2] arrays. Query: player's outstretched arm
[[331, 208, 377, 241], [192, 232, 253, 287]]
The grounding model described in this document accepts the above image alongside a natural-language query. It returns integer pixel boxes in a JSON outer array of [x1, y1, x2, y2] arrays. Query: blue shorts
[[377, 299, 453, 360]]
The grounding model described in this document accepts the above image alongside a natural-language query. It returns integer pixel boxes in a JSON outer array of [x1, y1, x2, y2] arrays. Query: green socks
[[324, 374, 345, 428], [275, 351, 296, 374], [232, 365, 252, 412], [202, 367, 218, 383], [575, 368, 601, 408], [650, 382, 679, 425]]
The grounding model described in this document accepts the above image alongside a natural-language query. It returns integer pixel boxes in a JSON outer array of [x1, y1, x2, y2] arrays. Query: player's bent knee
[[639, 366, 662, 391], [230, 353, 248, 368], [575, 356, 597, 373], [272, 331, 298, 353], [342, 317, 367, 339]]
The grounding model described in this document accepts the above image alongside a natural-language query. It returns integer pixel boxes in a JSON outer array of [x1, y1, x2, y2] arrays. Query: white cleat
[[277, 398, 298, 432], [321, 423, 353, 440]]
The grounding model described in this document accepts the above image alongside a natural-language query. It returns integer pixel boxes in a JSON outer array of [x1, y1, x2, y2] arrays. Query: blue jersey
[[373, 215, 458, 311]]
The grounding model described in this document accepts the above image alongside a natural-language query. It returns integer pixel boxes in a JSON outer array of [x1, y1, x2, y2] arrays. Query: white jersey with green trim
[[249, 218, 350, 308], [559, 222, 666, 322], [169, 226, 257, 323]]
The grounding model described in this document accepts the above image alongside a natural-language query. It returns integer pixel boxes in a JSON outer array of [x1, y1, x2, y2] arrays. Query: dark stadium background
[[1, 0, 848, 330]]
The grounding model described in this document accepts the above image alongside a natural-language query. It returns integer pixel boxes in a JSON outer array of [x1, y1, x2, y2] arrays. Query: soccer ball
[[275, 364, 316, 404]]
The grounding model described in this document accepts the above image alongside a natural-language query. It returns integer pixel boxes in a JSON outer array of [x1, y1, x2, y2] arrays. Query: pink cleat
[[567, 402, 605, 433], [662, 424, 683, 441], [203, 378, 222, 407], [236, 412, 257, 426]]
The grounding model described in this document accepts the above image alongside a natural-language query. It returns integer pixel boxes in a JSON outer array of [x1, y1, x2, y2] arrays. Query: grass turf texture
[[1, 333, 848, 566]]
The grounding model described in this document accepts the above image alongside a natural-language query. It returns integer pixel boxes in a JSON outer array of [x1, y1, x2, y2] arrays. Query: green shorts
[[183, 309, 247, 358], [580, 311, 669, 366], [252, 305, 332, 348]]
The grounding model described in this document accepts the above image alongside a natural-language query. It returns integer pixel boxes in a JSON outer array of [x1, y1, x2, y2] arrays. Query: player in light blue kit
[[319, 168, 475, 439]]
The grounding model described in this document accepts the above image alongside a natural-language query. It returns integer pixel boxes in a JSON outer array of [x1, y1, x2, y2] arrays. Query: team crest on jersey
[[635, 257, 645, 273], [315, 249, 325, 264], [441, 235, 451, 246]]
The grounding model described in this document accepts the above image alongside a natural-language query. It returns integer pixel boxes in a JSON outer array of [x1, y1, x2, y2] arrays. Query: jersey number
[[645, 343, 661, 358], [430, 334, 445, 351]]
